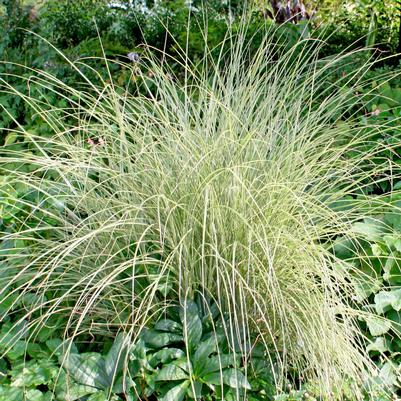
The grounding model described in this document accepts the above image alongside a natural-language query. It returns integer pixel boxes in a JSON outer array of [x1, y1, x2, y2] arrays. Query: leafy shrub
[[332, 198, 401, 392], [314, 1, 400, 57], [40, 0, 114, 48], [0, 298, 276, 401], [128, 297, 275, 401], [0, 0, 36, 55]]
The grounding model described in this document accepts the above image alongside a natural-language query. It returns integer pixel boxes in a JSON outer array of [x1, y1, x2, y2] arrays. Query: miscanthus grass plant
[[0, 26, 400, 399]]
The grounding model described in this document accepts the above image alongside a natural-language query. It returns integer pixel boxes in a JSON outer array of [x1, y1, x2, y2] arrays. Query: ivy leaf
[[366, 316, 392, 336], [374, 289, 401, 314], [6, 340, 26, 361], [374, 291, 396, 314], [11, 360, 58, 387], [366, 337, 389, 353], [159, 380, 190, 401], [0, 387, 23, 401], [377, 362, 399, 388], [384, 213, 401, 232], [24, 390, 48, 401], [27, 343, 48, 359]]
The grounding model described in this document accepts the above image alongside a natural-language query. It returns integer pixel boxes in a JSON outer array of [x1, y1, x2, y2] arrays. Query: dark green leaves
[[155, 364, 189, 381], [159, 380, 190, 401], [141, 329, 183, 349], [203, 368, 251, 389], [180, 299, 203, 352]]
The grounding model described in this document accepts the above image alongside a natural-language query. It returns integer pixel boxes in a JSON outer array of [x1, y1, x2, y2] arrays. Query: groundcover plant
[[0, 25, 400, 400]]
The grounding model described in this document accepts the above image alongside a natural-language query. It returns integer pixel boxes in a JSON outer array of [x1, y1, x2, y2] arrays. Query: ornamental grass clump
[[0, 28, 399, 399]]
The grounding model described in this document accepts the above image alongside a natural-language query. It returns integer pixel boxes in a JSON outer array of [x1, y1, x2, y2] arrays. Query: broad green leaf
[[351, 219, 388, 242], [22, 293, 47, 308], [199, 354, 239, 376], [148, 348, 185, 368], [0, 387, 23, 401], [384, 213, 401, 232], [159, 380, 190, 401], [374, 291, 395, 314], [27, 343, 47, 359], [47, 339, 78, 357], [130, 339, 152, 371], [46, 339, 63, 356], [377, 362, 398, 388], [387, 310, 401, 330], [56, 383, 98, 401], [366, 316, 391, 336], [383, 257, 401, 285], [193, 335, 218, 375], [35, 315, 65, 343], [155, 364, 189, 381], [62, 353, 110, 389], [180, 300, 202, 352], [104, 333, 128, 379], [25, 390, 47, 401], [0, 291, 19, 316], [87, 391, 109, 401], [203, 368, 251, 389], [390, 289, 401, 311], [0, 320, 29, 349], [187, 381, 203, 399], [111, 373, 135, 394], [6, 340, 26, 361], [172, 357, 191, 372], [332, 237, 356, 259], [154, 319, 182, 333], [142, 329, 182, 349], [353, 277, 382, 302], [221, 368, 251, 390], [0, 358, 7, 379], [383, 235, 401, 252], [131, 338, 146, 360]]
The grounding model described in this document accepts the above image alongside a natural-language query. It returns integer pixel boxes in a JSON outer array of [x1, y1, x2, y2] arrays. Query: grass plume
[[1, 26, 400, 399]]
